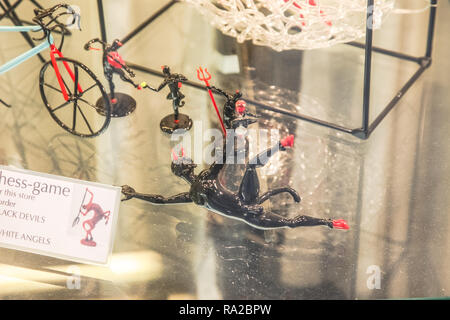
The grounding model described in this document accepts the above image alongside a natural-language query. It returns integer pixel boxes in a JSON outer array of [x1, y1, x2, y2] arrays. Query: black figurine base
[[160, 113, 193, 134], [95, 92, 136, 118]]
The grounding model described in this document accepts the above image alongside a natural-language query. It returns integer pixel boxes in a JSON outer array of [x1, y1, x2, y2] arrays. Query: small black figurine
[[229, 99, 258, 130], [197, 67, 256, 132], [84, 38, 142, 117], [145, 65, 192, 134], [198, 68, 258, 158], [121, 135, 349, 231], [209, 86, 257, 130]]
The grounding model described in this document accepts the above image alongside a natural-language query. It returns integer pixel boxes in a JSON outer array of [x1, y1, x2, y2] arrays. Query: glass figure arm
[[208, 85, 232, 100], [121, 185, 192, 204]]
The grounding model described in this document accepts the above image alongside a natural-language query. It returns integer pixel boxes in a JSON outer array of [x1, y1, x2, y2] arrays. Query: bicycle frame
[[0, 24, 82, 101]]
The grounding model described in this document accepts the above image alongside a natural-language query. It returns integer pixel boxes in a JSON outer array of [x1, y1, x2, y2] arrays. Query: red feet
[[280, 135, 294, 148], [81, 239, 97, 247], [332, 219, 350, 230]]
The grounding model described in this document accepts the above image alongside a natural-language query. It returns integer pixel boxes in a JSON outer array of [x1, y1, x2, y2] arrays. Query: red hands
[[281, 135, 295, 148], [332, 219, 350, 230]]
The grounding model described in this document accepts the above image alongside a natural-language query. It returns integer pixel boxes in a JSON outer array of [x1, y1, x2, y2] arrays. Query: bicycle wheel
[[39, 57, 111, 138]]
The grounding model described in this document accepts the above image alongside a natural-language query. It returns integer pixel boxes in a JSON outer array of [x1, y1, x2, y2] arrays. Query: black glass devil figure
[[84, 38, 142, 117], [197, 67, 257, 132], [121, 134, 349, 231], [197, 66, 259, 166], [210, 86, 257, 130], [141, 65, 192, 133]]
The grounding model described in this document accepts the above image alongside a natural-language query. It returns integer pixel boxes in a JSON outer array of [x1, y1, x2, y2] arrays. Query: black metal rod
[[120, 0, 177, 45], [97, 0, 107, 43], [126, 61, 356, 135], [0, 0, 20, 20], [0, 0, 8, 20], [29, 0, 43, 10], [368, 65, 427, 136], [425, 0, 437, 58], [347, 41, 422, 64], [361, 0, 374, 136], [2, 0, 45, 63]]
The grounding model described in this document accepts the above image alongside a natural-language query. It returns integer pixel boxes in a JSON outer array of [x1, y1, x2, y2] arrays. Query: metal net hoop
[[185, 0, 396, 51]]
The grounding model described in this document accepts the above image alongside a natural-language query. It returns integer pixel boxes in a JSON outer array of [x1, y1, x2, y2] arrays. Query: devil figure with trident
[[197, 67, 258, 164], [197, 67, 257, 130], [72, 188, 110, 247]]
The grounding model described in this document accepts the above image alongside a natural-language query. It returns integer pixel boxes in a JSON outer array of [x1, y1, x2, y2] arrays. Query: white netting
[[184, 0, 396, 51]]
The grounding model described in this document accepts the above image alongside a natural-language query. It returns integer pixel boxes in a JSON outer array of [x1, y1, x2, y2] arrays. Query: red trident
[[197, 67, 227, 137]]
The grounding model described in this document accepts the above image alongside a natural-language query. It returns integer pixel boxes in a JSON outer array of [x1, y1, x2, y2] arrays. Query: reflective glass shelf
[[0, 0, 449, 299]]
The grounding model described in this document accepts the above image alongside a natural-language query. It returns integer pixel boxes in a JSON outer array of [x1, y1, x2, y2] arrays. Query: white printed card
[[0, 165, 121, 265]]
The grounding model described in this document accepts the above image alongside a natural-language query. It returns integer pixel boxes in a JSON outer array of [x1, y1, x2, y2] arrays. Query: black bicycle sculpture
[[0, 4, 114, 138]]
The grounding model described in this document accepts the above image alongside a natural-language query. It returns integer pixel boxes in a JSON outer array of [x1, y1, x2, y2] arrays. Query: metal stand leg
[[363, 0, 437, 138], [426, 0, 437, 59], [97, 0, 107, 43], [361, 0, 374, 139]]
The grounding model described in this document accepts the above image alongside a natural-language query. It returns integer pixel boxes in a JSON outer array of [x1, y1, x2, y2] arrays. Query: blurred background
[[0, 0, 448, 299]]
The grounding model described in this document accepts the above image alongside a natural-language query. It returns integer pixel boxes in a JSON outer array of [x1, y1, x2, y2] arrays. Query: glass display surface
[[0, 0, 449, 299]]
